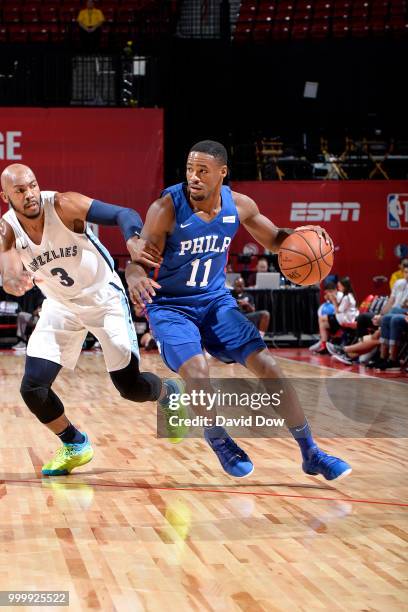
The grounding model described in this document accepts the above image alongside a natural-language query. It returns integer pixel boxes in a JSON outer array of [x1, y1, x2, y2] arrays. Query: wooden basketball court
[[0, 350, 407, 611]]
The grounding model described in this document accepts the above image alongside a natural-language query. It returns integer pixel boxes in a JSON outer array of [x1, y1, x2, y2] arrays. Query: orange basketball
[[278, 230, 334, 286]]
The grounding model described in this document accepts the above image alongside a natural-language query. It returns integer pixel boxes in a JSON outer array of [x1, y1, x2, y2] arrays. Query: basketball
[[278, 230, 334, 286]]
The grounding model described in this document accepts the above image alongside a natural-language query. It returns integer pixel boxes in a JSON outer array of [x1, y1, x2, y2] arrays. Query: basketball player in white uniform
[[0, 163, 181, 476]]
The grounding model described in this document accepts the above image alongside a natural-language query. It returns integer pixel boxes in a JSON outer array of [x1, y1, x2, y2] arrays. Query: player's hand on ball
[[3, 270, 34, 296], [128, 276, 161, 307], [295, 225, 333, 249], [126, 237, 163, 269]]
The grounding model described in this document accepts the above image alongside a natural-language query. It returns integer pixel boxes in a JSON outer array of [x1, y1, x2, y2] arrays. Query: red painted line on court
[[3, 478, 408, 508]]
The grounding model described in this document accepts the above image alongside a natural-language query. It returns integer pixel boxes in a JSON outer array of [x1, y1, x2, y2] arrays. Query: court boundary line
[[2, 479, 407, 508]]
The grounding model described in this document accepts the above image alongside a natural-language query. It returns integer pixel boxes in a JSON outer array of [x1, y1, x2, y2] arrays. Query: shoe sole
[[332, 356, 352, 365], [42, 448, 94, 476], [327, 345, 341, 356], [304, 467, 352, 481], [333, 467, 352, 480], [205, 440, 255, 478], [168, 437, 184, 444], [229, 465, 255, 479]]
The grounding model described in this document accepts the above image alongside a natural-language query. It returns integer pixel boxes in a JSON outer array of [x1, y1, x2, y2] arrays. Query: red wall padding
[[230, 180, 408, 297], [0, 107, 163, 256]]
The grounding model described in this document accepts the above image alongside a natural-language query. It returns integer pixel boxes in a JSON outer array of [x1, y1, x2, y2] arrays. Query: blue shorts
[[146, 292, 266, 372]]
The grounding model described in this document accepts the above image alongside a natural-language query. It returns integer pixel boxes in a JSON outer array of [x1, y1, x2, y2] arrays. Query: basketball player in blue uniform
[[0, 163, 182, 476], [126, 141, 352, 481]]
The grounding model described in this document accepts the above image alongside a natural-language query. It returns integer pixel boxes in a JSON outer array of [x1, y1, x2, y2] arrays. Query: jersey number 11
[[186, 258, 212, 287]]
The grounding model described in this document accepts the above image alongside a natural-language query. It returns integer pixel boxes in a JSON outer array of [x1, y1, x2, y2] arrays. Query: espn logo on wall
[[387, 194, 408, 230], [290, 202, 360, 222]]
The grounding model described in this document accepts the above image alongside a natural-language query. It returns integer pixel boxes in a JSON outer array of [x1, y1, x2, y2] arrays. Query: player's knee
[[110, 355, 161, 402], [20, 375, 64, 424], [181, 362, 209, 379], [246, 348, 278, 375]]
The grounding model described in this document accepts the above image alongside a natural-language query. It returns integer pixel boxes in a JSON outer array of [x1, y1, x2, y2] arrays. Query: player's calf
[[20, 374, 65, 424], [109, 354, 162, 402]]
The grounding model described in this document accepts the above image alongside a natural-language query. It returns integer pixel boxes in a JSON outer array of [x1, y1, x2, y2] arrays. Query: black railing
[[0, 50, 161, 107]]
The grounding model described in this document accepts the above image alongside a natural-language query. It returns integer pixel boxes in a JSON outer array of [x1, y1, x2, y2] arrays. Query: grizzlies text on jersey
[[3, 191, 117, 302]]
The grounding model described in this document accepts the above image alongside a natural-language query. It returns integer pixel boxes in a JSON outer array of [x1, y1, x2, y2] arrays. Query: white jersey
[[3, 191, 118, 302]]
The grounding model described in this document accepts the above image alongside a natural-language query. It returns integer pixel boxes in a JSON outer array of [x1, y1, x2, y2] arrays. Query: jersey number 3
[[51, 267, 75, 287], [186, 259, 212, 287]]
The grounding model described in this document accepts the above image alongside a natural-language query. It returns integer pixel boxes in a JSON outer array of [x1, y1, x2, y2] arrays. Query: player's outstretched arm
[[55, 191, 162, 268], [0, 218, 33, 296], [234, 192, 295, 253], [125, 195, 174, 307], [234, 192, 332, 253]]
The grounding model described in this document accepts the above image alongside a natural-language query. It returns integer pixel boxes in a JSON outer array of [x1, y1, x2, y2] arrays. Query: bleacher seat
[[239, 3, 258, 20], [351, 20, 370, 36], [1, 0, 404, 46], [310, 20, 330, 37], [233, 0, 404, 42], [29, 25, 50, 43], [234, 21, 253, 42], [102, 7, 116, 25], [22, 6, 40, 24], [253, 21, 272, 40], [3, 6, 21, 23], [292, 23, 310, 37], [59, 7, 77, 24], [117, 7, 135, 24], [8, 24, 28, 43], [40, 7, 59, 23]]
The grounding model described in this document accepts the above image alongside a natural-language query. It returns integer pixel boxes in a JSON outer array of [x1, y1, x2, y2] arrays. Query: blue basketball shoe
[[204, 426, 254, 478], [302, 446, 352, 481]]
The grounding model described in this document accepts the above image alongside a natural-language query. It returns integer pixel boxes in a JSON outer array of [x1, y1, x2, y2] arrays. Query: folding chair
[[362, 138, 392, 180], [319, 136, 350, 179], [255, 138, 285, 180]]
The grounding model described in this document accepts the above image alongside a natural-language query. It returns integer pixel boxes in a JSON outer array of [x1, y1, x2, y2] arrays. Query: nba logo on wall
[[387, 194, 408, 230]]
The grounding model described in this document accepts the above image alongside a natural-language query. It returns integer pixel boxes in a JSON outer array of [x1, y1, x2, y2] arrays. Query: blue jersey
[[150, 182, 239, 304]]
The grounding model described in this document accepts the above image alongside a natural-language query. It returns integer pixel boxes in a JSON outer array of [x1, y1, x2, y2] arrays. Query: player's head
[[186, 140, 228, 203], [323, 281, 337, 296], [256, 257, 269, 272], [399, 257, 408, 270], [403, 261, 408, 278], [233, 276, 245, 292], [337, 276, 354, 296], [0, 164, 42, 219]]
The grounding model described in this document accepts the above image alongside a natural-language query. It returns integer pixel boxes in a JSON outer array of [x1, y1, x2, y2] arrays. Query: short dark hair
[[189, 140, 228, 165], [324, 281, 337, 290]]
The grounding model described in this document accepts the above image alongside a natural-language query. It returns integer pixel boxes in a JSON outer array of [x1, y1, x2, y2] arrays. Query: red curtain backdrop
[[0, 107, 163, 255], [230, 181, 408, 298]]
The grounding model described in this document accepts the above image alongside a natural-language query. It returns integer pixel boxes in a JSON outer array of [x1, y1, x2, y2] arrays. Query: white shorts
[[27, 282, 140, 371]]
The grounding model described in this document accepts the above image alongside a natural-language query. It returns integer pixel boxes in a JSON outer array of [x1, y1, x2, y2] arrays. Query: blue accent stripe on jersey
[[85, 229, 114, 272], [109, 281, 132, 318], [109, 282, 140, 359]]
